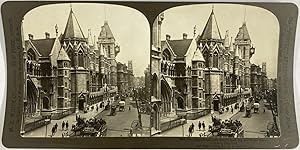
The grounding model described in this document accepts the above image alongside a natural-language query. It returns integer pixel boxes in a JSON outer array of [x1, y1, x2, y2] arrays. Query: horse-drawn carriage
[[69, 117, 107, 137], [209, 117, 244, 138], [253, 102, 260, 113], [110, 105, 117, 116], [119, 101, 126, 112], [245, 106, 252, 118]]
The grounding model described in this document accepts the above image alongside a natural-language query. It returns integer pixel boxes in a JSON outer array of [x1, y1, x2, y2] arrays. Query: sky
[[161, 4, 279, 78], [23, 3, 150, 77]]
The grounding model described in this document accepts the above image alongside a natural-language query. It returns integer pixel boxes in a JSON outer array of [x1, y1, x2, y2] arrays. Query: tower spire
[[70, 3, 72, 11], [243, 7, 247, 23], [104, 5, 107, 22]]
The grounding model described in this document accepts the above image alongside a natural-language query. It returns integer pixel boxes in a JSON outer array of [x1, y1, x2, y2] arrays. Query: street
[[95, 97, 150, 137], [23, 96, 150, 137], [154, 104, 241, 137], [154, 98, 275, 138], [231, 100, 273, 138]]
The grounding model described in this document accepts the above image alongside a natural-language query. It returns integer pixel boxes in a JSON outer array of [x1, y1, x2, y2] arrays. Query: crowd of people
[[209, 116, 243, 134], [50, 120, 70, 137], [188, 121, 207, 137]]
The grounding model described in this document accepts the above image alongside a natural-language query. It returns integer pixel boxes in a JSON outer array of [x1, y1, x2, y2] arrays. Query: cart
[[245, 106, 252, 118], [253, 102, 260, 113], [110, 105, 117, 116], [119, 101, 125, 112]]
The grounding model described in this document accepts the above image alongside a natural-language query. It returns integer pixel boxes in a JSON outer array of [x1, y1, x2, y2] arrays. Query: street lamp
[[180, 118, 186, 137], [44, 118, 51, 138]]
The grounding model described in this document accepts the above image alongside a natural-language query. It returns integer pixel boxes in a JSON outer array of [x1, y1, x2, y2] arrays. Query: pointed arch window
[[78, 50, 84, 67], [203, 50, 209, 67], [107, 45, 111, 57], [162, 49, 171, 61], [67, 49, 74, 67], [27, 48, 36, 61], [243, 47, 246, 59], [213, 51, 219, 68]]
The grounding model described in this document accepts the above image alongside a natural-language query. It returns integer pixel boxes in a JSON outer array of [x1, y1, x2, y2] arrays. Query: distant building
[[117, 61, 134, 96], [267, 78, 277, 90]]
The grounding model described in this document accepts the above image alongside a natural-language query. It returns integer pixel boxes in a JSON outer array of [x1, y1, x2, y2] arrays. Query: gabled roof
[[98, 21, 115, 40], [30, 38, 56, 57], [192, 48, 205, 62], [63, 9, 85, 39], [235, 22, 251, 40], [25, 40, 42, 57], [57, 47, 70, 61], [199, 9, 222, 40], [163, 39, 193, 57]]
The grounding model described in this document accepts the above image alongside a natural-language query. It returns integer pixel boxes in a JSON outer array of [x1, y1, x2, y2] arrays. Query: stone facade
[[150, 8, 273, 133], [23, 8, 132, 121]]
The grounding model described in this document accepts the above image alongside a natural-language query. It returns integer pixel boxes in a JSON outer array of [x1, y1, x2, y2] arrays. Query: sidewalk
[[154, 104, 241, 137], [23, 101, 109, 138]]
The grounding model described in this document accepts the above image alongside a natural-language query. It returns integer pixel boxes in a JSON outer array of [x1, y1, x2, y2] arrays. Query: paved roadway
[[95, 97, 150, 137], [23, 96, 150, 137], [232, 100, 274, 138], [154, 105, 241, 137]]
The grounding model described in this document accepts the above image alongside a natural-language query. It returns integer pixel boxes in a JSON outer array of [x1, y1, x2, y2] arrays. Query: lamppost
[[180, 118, 186, 137], [44, 118, 51, 138]]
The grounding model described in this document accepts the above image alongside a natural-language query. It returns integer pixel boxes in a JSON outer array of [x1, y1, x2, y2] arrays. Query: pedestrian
[[198, 121, 202, 131], [129, 106, 131, 111], [66, 121, 69, 130], [51, 126, 56, 137], [188, 125, 193, 137], [55, 123, 58, 133], [191, 123, 195, 132], [62, 121, 65, 131], [202, 121, 206, 131], [231, 106, 234, 114], [263, 107, 266, 113], [96, 106, 99, 112]]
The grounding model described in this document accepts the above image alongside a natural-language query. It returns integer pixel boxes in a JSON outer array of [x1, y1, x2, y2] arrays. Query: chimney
[[45, 32, 50, 39], [166, 34, 171, 41], [183, 33, 187, 39], [28, 34, 33, 40]]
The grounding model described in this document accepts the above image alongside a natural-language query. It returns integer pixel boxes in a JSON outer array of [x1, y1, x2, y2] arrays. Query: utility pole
[[134, 88, 142, 128]]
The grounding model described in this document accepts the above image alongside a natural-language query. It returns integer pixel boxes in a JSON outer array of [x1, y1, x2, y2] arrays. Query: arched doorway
[[78, 94, 85, 111], [152, 104, 159, 130], [27, 78, 38, 115], [177, 97, 184, 109], [42, 97, 50, 110], [161, 79, 172, 114]]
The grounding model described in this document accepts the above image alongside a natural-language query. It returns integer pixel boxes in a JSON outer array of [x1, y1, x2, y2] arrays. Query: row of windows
[[192, 88, 203, 98]]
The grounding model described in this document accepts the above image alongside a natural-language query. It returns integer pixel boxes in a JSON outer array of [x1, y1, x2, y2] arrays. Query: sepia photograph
[[150, 4, 280, 138], [20, 3, 151, 138]]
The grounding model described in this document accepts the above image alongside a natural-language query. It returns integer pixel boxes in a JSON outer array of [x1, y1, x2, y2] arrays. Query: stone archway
[[26, 78, 38, 116], [177, 96, 184, 109], [152, 103, 159, 130], [161, 79, 172, 113]]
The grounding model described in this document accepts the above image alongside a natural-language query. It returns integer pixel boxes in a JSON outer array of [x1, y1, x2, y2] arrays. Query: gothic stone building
[[23, 8, 125, 120], [151, 8, 258, 132]]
